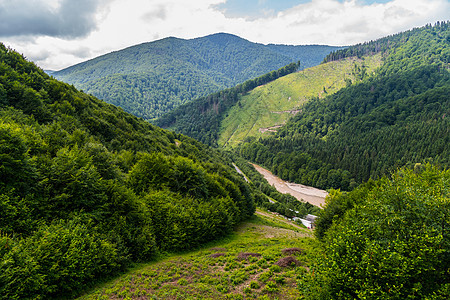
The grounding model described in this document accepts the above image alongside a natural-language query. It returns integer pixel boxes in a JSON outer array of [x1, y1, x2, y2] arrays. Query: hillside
[[218, 54, 382, 147], [237, 22, 450, 190], [53, 33, 341, 120], [156, 61, 302, 146], [79, 212, 316, 300], [79, 165, 449, 299], [0, 42, 258, 299]]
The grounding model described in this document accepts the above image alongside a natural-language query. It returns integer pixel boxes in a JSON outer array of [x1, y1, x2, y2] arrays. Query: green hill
[[218, 54, 383, 148], [237, 22, 450, 190], [0, 42, 259, 299], [53, 33, 341, 120]]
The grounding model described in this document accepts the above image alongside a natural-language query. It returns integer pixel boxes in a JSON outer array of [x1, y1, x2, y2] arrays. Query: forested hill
[[156, 61, 301, 145], [0, 43, 257, 298], [53, 33, 341, 120], [238, 22, 449, 191]]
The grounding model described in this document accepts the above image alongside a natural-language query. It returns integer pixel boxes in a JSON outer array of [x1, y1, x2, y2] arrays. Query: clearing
[[78, 212, 318, 300]]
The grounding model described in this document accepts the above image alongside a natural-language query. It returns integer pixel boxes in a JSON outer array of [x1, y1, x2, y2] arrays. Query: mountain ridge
[[53, 33, 342, 120]]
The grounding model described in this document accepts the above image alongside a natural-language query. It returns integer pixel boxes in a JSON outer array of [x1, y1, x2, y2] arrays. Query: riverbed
[[251, 163, 328, 207]]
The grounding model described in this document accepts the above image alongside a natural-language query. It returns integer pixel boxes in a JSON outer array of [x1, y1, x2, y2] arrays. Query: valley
[[252, 163, 327, 207], [0, 21, 449, 300]]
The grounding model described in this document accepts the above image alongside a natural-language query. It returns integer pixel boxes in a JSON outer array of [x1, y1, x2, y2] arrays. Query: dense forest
[[0, 42, 264, 298], [54, 33, 340, 120], [237, 22, 449, 190], [156, 61, 301, 145]]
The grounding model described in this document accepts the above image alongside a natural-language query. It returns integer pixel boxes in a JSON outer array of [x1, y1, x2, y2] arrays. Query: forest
[[308, 164, 450, 298], [0, 43, 262, 299], [54, 33, 339, 121], [236, 22, 449, 190]]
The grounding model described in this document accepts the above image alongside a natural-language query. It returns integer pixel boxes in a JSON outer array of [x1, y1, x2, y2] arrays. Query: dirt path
[[252, 163, 327, 207], [255, 209, 309, 233]]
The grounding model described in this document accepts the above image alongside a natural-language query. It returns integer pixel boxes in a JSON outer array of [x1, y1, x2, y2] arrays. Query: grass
[[78, 212, 318, 300], [218, 54, 383, 148]]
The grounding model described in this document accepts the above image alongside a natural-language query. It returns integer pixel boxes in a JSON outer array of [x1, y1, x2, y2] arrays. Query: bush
[[0, 220, 123, 299], [309, 165, 450, 299]]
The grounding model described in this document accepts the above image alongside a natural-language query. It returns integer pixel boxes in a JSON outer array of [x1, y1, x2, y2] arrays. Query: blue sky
[[0, 0, 448, 70], [216, 0, 395, 19]]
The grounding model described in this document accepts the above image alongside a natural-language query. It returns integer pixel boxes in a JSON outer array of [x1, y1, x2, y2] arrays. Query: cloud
[[141, 5, 168, 21], [27, 49, 52, 62], [0, 0, 107, 39], [65, 46, 92, 59]]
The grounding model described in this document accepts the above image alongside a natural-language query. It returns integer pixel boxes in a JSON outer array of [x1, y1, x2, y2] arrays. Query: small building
[[294, 214, 318, 229]]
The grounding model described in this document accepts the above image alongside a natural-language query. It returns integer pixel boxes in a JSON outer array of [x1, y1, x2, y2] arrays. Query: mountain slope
[[218, 54, 382, 148], [237, 22, 450, 190], [53, 33, 341, 120], [156, 61, 301, 146], [0, 42, 258, 299]]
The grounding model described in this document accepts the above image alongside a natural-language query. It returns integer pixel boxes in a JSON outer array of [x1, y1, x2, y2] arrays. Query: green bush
[[309, 165, 450, 299], [0, 220, 122, 299]]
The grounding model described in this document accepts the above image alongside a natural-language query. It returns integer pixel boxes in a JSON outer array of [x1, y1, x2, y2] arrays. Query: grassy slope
[[79, 211, 317, 300], [218, 54, 383, 148]]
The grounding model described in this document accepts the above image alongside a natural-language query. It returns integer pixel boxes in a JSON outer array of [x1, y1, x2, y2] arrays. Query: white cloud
[[0, 0, 448, 70]]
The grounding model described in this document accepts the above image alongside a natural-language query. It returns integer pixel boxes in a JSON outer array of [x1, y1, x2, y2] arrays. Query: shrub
[[0, 220, 122, 299], [310, 165, 450, 299]]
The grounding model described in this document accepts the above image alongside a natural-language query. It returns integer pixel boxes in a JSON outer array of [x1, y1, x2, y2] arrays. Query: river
[[251, 163, 328, 207]]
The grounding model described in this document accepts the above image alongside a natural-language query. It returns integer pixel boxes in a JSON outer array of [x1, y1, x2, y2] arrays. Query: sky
[[0, 0, 448, 70]]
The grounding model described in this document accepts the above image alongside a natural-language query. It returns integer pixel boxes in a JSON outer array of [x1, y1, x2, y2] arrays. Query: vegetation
[[237, 22, 450, 190], [79, 213, 317, 300], [0, 42, 257, 299], [218, 54, 382, 148], [156, 61, 301, 145], [54, 33, 341, 120], [309, 165, 450, 299]]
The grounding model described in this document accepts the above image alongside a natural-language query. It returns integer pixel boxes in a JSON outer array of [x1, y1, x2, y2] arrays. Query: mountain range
[[0, 21, 449, 299], [158, 22, 449, 190], [53, 33, 342, 120]]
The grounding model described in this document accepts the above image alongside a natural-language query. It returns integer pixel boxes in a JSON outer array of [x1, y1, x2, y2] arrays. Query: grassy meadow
[[78, 210, 318, 300]]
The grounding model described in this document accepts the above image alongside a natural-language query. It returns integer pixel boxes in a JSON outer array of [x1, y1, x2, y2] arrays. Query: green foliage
[[156, 61, 301, 146], [0, 220, 122, 299], [54, 33, 341, 120], [0, 42, 256, 298], [237, 22, 450, 190], [309, 165, 450, 299]]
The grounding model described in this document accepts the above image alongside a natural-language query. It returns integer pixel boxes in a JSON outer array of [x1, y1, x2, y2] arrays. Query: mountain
[[237, 22, 449, 190], [155, 46, 381, 148], [158, 22, 449, 190], [53, 33, 342, 120], [0, 42, 259, 299]]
